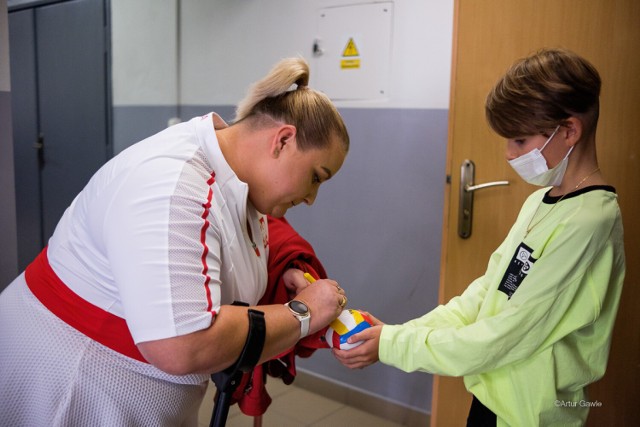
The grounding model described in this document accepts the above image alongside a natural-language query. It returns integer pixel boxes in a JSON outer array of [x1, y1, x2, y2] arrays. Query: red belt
[[25, 248, 148, 363]]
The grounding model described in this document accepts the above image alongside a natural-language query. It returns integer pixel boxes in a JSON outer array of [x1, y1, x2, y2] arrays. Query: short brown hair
[[485, 48, 601, 138]]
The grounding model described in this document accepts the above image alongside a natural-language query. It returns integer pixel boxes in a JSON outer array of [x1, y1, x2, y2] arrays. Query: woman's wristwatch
[[284, 300, 310, 338]]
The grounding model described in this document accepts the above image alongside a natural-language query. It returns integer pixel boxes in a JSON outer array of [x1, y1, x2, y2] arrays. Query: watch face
[[289, 300, 309, 315]]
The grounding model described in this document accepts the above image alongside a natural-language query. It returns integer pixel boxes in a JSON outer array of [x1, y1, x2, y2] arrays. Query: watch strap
[[299, 311, 310, 339], [286, 301, 310, 339]]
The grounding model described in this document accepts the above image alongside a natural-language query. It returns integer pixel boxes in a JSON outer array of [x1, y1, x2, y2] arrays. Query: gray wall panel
[[113, 105, 178, 153], [287, 108, 447, 412], [114, 106, 237, 153]]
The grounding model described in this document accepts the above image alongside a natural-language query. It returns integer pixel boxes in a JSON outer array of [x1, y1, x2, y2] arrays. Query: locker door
[[36, 0, 110, 240], [9, 8, 42, 269], [9, 0, 110, 269]]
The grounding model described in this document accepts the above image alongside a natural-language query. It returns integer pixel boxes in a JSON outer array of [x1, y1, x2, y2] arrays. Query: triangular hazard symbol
[[342, 38, 359, 57]]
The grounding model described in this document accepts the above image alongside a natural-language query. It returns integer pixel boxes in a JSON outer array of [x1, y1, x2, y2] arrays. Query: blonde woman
[[0, 57, 349, 425]]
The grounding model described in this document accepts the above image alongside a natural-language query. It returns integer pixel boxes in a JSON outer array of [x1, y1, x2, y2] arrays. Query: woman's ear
[[271, 125, 297, 158], [563, 117, 583, 147]]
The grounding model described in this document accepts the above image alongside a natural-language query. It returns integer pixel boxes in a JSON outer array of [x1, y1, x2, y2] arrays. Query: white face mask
[[508, 126, 573, 186]]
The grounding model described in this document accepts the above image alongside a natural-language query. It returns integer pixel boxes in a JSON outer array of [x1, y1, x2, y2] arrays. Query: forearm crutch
[[210, 306, 266, 427]]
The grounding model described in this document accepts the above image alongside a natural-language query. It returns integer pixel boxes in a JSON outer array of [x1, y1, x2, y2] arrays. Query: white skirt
[[0, 274, 209, 427]]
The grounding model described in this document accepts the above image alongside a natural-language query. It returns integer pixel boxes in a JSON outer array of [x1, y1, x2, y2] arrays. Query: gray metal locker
[[9, 0, 111, 269]]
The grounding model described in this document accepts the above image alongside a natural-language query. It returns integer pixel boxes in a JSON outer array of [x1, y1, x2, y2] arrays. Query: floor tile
[[198, 379, 404, 427], [311, 405, 405, 427]]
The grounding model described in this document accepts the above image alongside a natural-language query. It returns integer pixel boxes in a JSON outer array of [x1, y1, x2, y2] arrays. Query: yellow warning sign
[[341, 59, 361, 69], [342, 38, 359, 57]]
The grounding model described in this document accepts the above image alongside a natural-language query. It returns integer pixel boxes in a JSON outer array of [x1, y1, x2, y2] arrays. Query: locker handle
[[35, 133, 45, 169]]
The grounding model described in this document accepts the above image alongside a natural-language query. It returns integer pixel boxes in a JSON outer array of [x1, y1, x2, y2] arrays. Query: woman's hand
[[294, 277, 346, 335], [332, 312, 384, 369]]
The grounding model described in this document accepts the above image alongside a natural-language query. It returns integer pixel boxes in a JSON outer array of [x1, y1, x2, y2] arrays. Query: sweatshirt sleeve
[[379, 193, 621, 377]]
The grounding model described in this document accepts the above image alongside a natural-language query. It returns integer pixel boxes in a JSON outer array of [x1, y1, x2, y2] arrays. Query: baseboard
[[295, 369, 430, 427]]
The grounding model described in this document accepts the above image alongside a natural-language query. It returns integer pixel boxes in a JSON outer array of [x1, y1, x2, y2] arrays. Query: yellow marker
[[303, 273, 316, 283]]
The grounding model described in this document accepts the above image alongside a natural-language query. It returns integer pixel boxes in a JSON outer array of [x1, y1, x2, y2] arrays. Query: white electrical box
[[314, 2, 393, 101]]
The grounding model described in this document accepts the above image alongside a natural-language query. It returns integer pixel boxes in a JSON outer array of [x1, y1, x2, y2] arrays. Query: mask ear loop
[[539, 125, 561, 153]]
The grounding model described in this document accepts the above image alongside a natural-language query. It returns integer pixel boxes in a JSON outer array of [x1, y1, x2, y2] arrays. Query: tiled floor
[[198, 379, 405, 427]]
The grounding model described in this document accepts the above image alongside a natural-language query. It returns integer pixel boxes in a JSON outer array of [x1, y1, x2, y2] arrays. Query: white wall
[[111, 0, 178, 105], [111, 0, 180, 150], [112, 0, 453, 111], [180, 0, 452, 109]]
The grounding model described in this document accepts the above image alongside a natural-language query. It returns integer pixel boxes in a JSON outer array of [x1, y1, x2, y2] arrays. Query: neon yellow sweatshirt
[[380, 187, 625, 426]]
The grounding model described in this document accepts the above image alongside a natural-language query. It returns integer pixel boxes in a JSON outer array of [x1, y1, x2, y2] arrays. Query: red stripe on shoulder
[[200, 172, 216, 316]]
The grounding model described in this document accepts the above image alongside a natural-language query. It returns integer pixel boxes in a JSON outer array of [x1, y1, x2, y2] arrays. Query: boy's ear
[[563, 117, 583, 147], [271, 125, 297, 157]]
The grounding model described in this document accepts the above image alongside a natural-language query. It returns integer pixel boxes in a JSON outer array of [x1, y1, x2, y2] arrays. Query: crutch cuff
[[235, 309, 266, 372]]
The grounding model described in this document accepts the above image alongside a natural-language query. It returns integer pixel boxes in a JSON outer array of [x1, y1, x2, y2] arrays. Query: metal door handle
[[458, 159, 509, 238], [465, 181, 509, 192]]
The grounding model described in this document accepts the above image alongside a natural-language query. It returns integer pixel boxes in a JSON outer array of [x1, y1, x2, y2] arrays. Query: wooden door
[[434, 1, 640, 425]]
